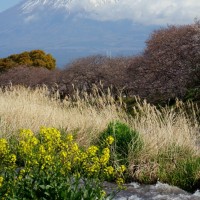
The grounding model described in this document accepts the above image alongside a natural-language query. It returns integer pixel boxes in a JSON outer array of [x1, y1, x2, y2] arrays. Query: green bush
[[98, 121, 143, 165], [0, 50, 56, 71]]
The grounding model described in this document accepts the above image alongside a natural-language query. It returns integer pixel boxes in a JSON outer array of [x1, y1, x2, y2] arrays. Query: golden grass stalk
[[0, 85, 127, 146], [127, 98, 200, 185], [129, 99, 200, 156]]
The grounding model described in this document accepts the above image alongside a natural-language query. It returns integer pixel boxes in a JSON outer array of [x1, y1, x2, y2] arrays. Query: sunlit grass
[[0, 85, 200, 191], [0, 85, 127, 146]]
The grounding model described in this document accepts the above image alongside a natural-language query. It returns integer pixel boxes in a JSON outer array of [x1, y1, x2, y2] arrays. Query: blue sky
[[0, 0, 22, 12]]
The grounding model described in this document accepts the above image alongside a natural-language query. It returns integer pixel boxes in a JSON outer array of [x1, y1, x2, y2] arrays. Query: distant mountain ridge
[[0, 0, 158, 67]]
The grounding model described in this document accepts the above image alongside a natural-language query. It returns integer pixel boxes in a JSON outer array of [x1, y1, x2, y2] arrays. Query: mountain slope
[[21, 0, 119, 13], [0, 0, 158, 67]]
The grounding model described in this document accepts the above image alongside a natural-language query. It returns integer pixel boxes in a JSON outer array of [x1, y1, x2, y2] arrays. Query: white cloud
[[21, 0, 200, 25], [69, 0, 200, 25], [24, 14, 38, 23]]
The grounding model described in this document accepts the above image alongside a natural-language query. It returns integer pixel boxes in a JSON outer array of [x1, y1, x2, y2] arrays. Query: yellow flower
[[60, 142, 68, 149], [32, 159, 39, 165], [75, 172, 80, 179], [44, 155, 52, 164], [106, 136, 114, 145], [118, 165, 126, 173], [0, 138, 8, 155], [87, 146, 99, 156], [41, 164, 45, 170], [66, 134, 73, 142], [104, 166, 114, 175], [0, 176, 3, 188], [20, 169, 26, 174], [18, 175, 23, 181], [30, 137, 39, 146], [9, 154, 17, 164], [60, 150, 67, 158], [40, 127, 61, 143], [60, 169, 65, 175], [100, 154, 109, 165], [80, 152, 88, 160], [0, 126, 127, 193], [87, 163, 100, 174], [100, 147, 110, 165], [74, 156, 81, 163], [91, 157, 99, 163], [71, 143, 79, 152], [100, 190, 106, 197], [64, 162, 71, 171], [102, 147, 110, 155], [39, 145, 46, 154], [0, 138, 7, 146], [19, 129, 34, 139], [19, 141, 32, 155], [116, 178, 124, 185]]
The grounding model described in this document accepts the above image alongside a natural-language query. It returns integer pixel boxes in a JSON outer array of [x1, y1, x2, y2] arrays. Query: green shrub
[[163, 157, 200, 191], [133, 145, 200, 191], [98, 121, 143, 165], [157, 145, 200, 192]]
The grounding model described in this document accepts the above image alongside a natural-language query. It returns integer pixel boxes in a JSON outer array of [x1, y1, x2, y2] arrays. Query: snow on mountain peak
[[21, 0, 72, 13], [88, 0, 119, 7], [21, 0, 119, 14]]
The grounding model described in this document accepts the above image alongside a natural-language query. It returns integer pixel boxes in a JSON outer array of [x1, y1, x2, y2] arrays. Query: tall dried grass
[[127, 99, 200, 187], [0, 85, 127, 146], [129, 99, 200, 157], [0, 85, 199, 154]]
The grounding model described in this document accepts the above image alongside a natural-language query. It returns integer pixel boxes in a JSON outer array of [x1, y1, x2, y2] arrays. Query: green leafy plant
[[0, 127, 126, 199], [98, 121, 143, 165]]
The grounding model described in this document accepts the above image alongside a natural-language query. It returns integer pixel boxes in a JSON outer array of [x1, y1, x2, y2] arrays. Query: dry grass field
[[0, 85, 200, 191], [0, 86, 127, 145], [0, 85, 199, 153]]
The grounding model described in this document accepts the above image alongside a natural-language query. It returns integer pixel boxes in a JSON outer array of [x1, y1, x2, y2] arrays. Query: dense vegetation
[[0, 21, 200, 197], [0, 50, 56, 71], [0, 127, 125, 199], [0, 86, 199, 197]]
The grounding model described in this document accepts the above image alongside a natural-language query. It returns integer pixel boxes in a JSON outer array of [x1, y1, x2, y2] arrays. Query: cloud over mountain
[[20, 0, 200, 25]]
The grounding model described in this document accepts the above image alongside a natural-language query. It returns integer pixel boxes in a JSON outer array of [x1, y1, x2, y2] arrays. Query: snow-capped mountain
[[0, 0, 158, 67], [21, 0, 73, 13], [21, 0, 119, 13]]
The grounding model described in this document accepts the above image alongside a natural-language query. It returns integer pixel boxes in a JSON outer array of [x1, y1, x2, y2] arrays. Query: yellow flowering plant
[[0, 127, 126, 199], [0, 177, 3, 188]]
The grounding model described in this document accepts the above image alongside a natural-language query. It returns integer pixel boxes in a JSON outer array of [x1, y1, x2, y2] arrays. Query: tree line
[[0, 21, 200, 105]]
